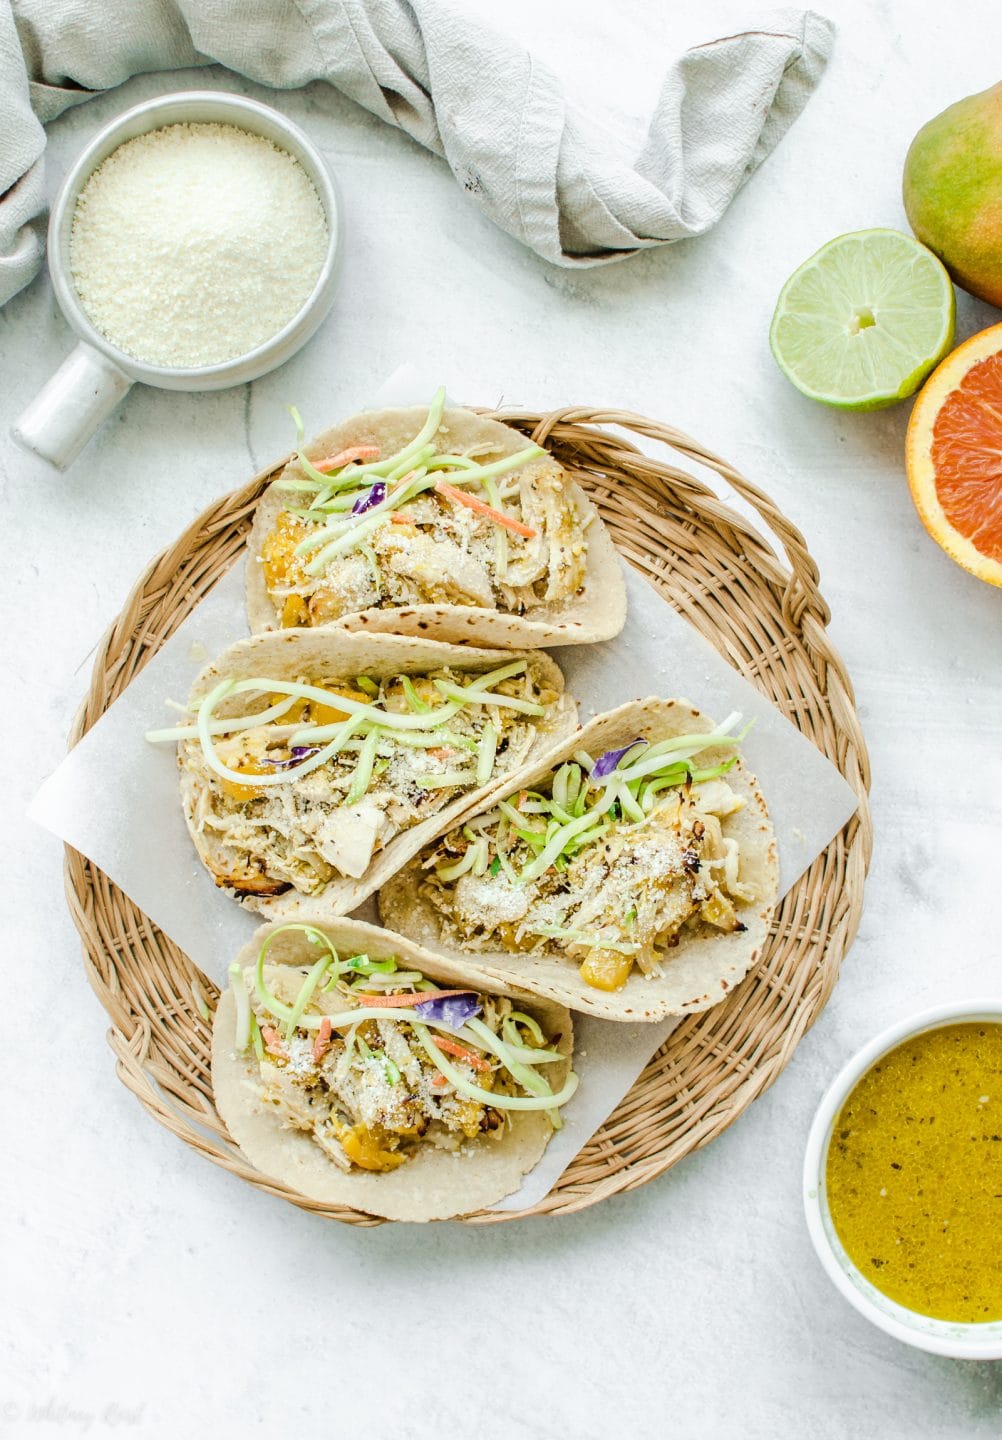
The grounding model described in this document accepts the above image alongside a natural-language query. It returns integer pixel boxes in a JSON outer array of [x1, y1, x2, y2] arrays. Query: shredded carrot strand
[[351, 988, 475, 1009], [312, 1016, 333, 1064], [433, 480, 537, 538], [261, 1025, 287, 1058], [428, 1036, 492, 1073], [313, 445, 381, 474]]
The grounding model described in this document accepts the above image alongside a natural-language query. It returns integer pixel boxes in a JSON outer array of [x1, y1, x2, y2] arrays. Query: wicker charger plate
[[65, 407, 871, 1225]]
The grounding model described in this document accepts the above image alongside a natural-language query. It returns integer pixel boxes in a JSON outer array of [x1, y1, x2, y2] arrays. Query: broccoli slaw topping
[[229, 924, 577, 1173], [147, 659, 561, 898], [259, 389, 591, 627], [415, 717, 758, 993]]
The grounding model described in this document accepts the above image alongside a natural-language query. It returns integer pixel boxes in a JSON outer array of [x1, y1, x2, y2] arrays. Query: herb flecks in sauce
[[825, 1022, 1002, 1324]]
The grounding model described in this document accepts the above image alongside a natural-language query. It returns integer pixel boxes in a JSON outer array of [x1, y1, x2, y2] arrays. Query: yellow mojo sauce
[[825, 1022, 1002, 1323]]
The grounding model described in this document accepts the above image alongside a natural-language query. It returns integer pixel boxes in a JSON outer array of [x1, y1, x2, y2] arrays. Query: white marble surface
[[3, 2, 1001, 1436]]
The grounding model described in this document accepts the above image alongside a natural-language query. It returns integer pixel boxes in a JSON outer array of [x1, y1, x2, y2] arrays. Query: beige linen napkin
[[0, 0, 832, 306]]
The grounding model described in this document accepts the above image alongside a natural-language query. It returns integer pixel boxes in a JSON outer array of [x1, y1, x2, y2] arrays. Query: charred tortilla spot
[[214, 869, 290, 897]]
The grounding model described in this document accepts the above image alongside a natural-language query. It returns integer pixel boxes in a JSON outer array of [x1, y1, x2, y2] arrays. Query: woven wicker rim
[[64, 406, 872, 1225]]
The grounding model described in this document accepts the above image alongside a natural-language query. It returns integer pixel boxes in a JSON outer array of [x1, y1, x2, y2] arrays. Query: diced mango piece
[[218, 761, 273, 803], [332, 1119, 406, 1172], [700, 889, 740, 932], [454, 1096, 487, 1139], [495, 924, 539, 953], [280, 594, 310, 628], [269, 689, 369, 727], [578, 950, 634, 992], [260, 512, 311, 592]]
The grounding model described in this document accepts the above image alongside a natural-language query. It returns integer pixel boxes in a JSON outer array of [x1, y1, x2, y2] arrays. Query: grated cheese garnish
[[70, 123, 328, 369]]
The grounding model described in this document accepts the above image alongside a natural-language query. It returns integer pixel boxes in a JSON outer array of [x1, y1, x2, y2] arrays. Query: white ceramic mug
[[12, 90, 343, 471]]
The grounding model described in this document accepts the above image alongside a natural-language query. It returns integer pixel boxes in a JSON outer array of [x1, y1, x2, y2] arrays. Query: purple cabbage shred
[[413, 994, 481, 1029], [591, 737, 646, 779], [260, 746, 320, 769], [352, 482, 387, 516]]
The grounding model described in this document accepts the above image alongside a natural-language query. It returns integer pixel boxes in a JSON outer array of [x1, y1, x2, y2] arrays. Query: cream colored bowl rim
[[803, 998, 1002, 1360]]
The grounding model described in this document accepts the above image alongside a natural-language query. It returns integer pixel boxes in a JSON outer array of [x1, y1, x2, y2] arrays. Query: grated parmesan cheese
[[70, 123, 328, 369]]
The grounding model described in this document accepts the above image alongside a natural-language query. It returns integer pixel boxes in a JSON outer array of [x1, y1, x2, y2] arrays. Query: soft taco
[[245, 388, 627, 648], [212, 918, 576, 1221], [145, 630, 576, 917], [379, 699, 779, 1022]]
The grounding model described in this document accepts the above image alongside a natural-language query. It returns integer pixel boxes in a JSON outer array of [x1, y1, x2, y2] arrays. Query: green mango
[[904, 82, 1002, 309]]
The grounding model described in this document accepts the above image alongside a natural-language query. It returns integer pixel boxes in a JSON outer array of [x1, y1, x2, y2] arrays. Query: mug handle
[[11, 341, 133, 471]]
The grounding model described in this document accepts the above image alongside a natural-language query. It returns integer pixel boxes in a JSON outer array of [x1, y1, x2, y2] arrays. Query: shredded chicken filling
[[261, 456, 589, 627], [418, 778, 754, 993], [181, 664, 558, 897], [244, 967, 553, 1173]]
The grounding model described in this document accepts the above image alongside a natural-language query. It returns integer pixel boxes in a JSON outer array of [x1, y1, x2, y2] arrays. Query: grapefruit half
[[906, 322, 1002, 587]]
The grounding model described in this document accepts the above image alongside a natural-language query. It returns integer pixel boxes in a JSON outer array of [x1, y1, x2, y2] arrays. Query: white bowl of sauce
[[804, 1000, 1002, 1359]]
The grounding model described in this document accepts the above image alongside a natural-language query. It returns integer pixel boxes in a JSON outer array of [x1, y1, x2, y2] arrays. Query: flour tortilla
[[179, 629, 577, 919], [379, 699, 779, 1022], [246, 404, 627, 648], [211, 917, 574, 1221]]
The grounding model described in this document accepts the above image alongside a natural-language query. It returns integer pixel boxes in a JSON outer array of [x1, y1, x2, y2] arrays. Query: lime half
[[769, 228, 956, 411]]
